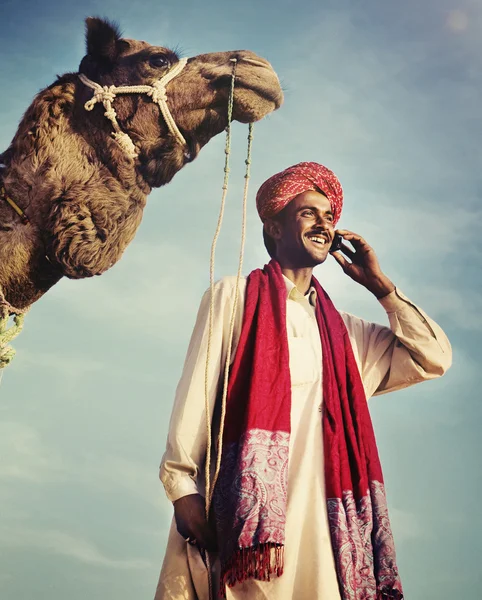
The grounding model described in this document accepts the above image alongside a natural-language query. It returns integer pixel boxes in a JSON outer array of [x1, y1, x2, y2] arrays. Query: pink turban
[[256, 162, 343, 225]]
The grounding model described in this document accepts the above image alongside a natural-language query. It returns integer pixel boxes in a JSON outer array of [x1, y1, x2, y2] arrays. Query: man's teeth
[[309, 236, 326, 245]]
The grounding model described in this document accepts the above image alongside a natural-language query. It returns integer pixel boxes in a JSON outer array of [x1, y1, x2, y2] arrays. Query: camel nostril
[[241, 58, 271, 69]]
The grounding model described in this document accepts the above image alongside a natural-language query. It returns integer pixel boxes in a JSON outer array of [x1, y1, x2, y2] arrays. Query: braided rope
[[211, 123, 253, 496], [203, 60, 255, 600], [204, 59, 237, 517], [78, 57, 188, 159]]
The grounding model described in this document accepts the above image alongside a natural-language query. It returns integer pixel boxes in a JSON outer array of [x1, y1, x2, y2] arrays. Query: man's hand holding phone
[[330, 230, 395, 299]]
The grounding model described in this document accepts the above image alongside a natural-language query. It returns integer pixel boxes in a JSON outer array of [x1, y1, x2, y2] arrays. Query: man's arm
[[332, 229, 452, 397], [341, 290, 452, 398], [159, 277, 245, 549]]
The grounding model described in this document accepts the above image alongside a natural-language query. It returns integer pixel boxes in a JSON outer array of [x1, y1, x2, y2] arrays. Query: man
[[155, 162, 451, 600]]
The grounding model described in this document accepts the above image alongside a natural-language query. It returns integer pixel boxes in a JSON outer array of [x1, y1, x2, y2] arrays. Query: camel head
[[78, 17, 283, 187], [0, 18, 283, 312]]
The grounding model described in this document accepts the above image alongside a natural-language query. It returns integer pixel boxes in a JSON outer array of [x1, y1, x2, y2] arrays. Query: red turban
[[256, 162, 343, 225]]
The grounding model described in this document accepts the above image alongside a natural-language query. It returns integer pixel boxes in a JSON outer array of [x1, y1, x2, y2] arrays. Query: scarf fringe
[[219, 543, 284, 599]]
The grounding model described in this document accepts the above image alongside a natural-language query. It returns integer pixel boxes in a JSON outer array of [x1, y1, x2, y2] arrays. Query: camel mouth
[[177, 127, 200, 163], [234, 60, 284, 113], [229, 80, 283, 124], [235, 80, 283, 110], [206, 68, 283, 120]]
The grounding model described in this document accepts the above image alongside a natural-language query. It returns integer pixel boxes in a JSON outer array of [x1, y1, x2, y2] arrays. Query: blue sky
[[0, 0, 481, 598]]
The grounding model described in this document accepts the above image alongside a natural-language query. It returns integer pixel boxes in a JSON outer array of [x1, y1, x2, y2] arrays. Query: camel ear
[[85, 17, 123, 65]]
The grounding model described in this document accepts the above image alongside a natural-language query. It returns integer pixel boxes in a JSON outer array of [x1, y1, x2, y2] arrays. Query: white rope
[[204, 59, 237, 518], [78, 57, 188, 159], [211, 123, 253, 496], [203, 59, 254, 600], [203, 128, 253, 600]]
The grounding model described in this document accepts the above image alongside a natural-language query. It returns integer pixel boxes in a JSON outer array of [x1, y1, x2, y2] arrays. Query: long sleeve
[[340, 288, 452, 399], [160, 277, 246, 503]]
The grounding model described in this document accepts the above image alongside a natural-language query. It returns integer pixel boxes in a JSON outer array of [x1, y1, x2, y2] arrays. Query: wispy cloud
[[0, 417, 164, 495], [389, 507, 426, 542], [76, 453, 168, 513], [0, 419, 169, 518], [0, 421, 65, 483], [17, 350, 105, 379], [405, 285, 482, 332], [0, 525, 152, 569], [45, 240, 207, 342]]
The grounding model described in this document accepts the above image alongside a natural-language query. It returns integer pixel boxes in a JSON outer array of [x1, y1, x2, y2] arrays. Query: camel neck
[[0, 171, 29, 225]]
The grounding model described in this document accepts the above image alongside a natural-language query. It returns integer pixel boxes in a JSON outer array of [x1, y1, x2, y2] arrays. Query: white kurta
[[155, 276, 452, 600]]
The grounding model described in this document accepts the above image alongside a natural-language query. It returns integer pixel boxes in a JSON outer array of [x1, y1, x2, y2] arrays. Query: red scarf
[[212, 260, 403, 599]]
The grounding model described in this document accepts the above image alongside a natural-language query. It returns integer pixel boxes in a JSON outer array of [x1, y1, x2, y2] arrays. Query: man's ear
[[264, 218, 282, 240]]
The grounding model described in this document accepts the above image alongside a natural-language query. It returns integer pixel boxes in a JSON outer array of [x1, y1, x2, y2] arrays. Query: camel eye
[[149, 54, 170, 69]]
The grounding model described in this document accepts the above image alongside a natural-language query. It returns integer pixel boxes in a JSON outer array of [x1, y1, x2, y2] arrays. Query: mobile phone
[[329, 233, 344, 253]]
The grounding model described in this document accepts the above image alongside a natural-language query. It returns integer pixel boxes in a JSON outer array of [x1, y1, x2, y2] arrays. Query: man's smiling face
[[265, 190, 335, 268]]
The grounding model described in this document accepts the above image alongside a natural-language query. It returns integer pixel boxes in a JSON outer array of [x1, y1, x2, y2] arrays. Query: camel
[[0, 17, 283, 320]]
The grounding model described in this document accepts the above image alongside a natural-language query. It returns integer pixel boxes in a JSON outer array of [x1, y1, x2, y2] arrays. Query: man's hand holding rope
[[173, 493, 218, 551]]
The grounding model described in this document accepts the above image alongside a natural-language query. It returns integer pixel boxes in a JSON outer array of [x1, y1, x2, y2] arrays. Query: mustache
[[305, 228, 333, 242]]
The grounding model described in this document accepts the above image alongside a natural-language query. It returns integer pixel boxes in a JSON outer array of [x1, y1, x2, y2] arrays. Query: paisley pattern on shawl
[[214, 428, 289, 562], [328, 481, 403, 600]]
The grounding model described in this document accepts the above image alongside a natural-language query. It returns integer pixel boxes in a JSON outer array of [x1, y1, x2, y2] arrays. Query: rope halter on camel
[[78, 57, 189, 160]]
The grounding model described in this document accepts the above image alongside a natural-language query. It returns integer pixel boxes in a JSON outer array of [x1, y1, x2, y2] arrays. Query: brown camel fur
[[0, 17, 283, 314]]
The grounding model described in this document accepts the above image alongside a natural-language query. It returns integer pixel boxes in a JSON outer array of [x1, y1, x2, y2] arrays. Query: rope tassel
[[0, 312, 25, 370], [0, 288, 29, 375]]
